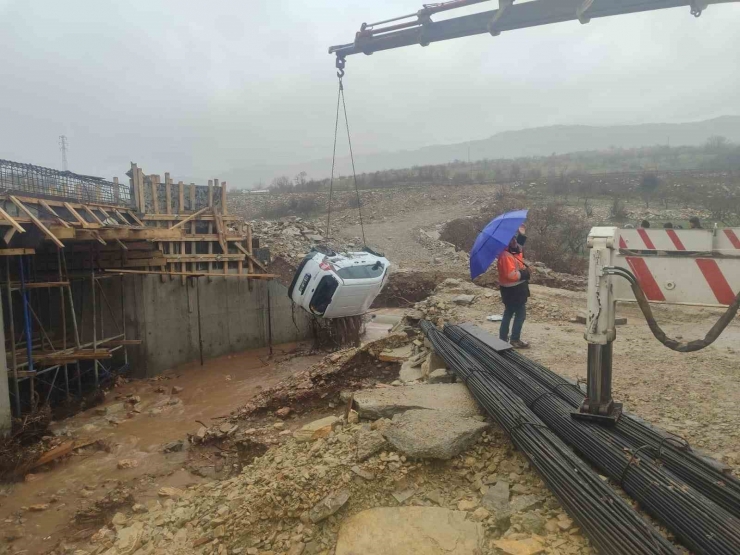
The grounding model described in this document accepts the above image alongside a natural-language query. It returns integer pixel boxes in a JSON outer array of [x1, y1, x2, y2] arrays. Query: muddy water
[[0, 342, 321, 554]]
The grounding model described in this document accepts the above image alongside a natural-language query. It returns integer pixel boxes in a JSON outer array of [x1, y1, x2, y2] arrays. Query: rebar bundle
[[501, 346, 740, 517], [438, 323, 740, 555], [420, 321, 678, 555]]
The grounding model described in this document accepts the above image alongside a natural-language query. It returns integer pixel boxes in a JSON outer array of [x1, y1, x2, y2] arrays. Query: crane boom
[[329, 0, 736, 59]]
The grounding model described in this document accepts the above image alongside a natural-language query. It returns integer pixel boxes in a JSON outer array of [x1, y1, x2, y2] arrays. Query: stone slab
[[335, 507, 484, 555], [383, 410, 488, 460], [353, 384, 482, 420]]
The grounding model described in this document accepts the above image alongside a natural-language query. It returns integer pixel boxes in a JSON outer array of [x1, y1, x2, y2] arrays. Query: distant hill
[[222, 116, 740, 188]]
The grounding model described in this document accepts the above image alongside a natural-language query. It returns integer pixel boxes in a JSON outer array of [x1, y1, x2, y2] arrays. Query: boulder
[[335, 507, 484, 555], [353, 384, 482, 419], [382, 410, 488, 460]]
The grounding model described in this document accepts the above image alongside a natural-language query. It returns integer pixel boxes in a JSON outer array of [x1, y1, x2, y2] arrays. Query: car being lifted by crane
[[328, 0, 740, 423]]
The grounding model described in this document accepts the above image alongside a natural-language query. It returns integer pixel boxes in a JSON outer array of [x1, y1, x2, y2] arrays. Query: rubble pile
[[400, 278, 581, 326], [250, 219, 339, 268], [77, 403, 593, 555]]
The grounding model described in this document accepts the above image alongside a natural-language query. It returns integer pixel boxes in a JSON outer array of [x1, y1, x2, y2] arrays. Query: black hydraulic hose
[[605, 266, 740, 352]]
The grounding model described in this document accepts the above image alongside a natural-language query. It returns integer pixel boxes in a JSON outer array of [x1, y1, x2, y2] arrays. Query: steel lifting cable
[[326, 57, 367, 246]]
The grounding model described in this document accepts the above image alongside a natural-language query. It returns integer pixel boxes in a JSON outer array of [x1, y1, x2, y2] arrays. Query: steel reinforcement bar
[[438, 323, 740, 555], [452, 324, 740, 518], [420, 321, 678, 555]]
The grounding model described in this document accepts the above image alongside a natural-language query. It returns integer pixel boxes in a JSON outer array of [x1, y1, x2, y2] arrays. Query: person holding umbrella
[[469, 209, 531, 349], [497, 224, 531, 348]]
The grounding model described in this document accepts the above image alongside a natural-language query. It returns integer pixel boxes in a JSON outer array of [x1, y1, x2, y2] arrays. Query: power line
[[59, 135, 68, 171]]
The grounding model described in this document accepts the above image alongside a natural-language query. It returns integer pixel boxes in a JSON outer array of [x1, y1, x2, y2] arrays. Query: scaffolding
[[0, 159, 274, 421]]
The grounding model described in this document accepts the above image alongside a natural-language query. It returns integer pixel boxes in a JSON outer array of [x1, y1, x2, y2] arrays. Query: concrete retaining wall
[[124, 276, 312, 377]]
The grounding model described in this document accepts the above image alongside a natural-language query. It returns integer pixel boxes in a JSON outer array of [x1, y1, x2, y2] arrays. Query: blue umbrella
[[469, 209, 528, 279]]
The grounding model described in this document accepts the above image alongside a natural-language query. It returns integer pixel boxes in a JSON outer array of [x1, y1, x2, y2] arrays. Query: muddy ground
[[2, 190, 739, 555]]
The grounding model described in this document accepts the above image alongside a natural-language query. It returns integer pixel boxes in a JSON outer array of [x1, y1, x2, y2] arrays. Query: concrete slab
[[353, 383, 483, 419], [335, 507, 484, 555], [383, 410, 488, 459]]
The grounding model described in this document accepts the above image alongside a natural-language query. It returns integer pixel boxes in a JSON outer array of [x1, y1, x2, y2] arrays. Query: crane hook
[[336, 55, 346, 78]]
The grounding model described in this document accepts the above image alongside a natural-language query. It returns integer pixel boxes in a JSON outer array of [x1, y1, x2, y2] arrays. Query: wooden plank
[[126, 210, 145, 226], [162, 254, 244, 263], [169, 206, 209, 230], [63, 202, 91, 228], [233, 241, 268, 273], [10, 196, 65, 248], [82, 204, 105, 226], [137, 167, 146, 213], [213, 213, 228, 254], [208, 179, 213, 207], [207, 222, 213, 274], [0, 205, 25, 233], [38, 200, 71, 228], [48, 226, 75, 240], [13, 281, 69, 289], [189, 183, 195, 212], [92, 258, 166, 269], [99, 339, 142, 346], [178, 181, 185, 212], [141, 214, 242, 221], [112, 209, 130, 225], [246, 223, 255, 275], [91, 231, 107, 246], [131, 163, 141, 211], [105, 269, 277, 279], [221, 180, 227, 215], [150, 175, 160, 214], [3, 228, 17, 244], [31, 441, 75, 469], [115, 238, 129, 251], [165, 173, 172, 214], [0, 248, 35, 256]]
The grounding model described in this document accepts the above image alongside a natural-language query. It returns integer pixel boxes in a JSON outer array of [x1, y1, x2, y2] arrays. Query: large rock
[[335, 507, 484, 555], [353, 384, 482, 419], [382, 410, 488, 460]]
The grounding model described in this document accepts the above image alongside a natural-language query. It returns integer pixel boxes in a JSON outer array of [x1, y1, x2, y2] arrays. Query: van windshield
[[336, 263, 384, 280]]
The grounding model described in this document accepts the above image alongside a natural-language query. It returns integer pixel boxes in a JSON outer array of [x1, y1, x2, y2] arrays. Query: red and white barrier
[[614, 228, 740, 307]]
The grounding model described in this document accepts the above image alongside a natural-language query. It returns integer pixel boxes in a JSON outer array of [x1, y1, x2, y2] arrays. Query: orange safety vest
[[497, 250, 525, 286]]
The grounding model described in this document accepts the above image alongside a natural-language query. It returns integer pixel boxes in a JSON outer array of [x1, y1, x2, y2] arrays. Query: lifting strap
[[326, 60, 366, 247]]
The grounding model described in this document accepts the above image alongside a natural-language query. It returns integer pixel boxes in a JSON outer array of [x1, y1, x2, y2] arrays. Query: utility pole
[[59, 135, 68, 171]]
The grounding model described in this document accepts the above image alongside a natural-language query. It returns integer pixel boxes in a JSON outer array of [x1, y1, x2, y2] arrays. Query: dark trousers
[[499, 302, 526, 342]]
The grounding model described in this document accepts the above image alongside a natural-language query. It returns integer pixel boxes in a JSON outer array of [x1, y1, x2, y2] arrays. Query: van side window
[[336, 264, 384, 279], [310, 276, 339, 315]]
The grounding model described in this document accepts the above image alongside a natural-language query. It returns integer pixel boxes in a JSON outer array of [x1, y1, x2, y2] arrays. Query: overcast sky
[[1, 0, 739, 187]]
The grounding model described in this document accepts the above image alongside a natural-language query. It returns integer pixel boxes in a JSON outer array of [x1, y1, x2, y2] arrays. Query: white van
[[288, 249, 390, 318]]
